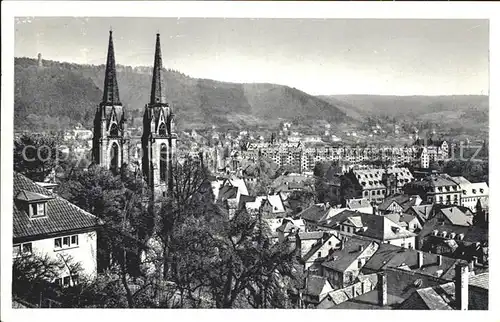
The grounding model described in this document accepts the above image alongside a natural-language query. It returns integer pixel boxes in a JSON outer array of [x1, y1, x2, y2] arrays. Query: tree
[[156, 157, 213, 279], [12, 252, 83, 307], [14, 134, 64, 182], [176, 209, 301, 308]]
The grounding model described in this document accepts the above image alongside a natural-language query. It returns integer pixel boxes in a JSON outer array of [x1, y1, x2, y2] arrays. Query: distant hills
[[319, 94, 488, 132], [13, 57, 488, 137], [14, 57, 349, 132]]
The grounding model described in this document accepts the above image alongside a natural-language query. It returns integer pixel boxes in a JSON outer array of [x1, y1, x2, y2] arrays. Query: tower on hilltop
[[37, 53, 43, 68], [141, 33, 177, 198], [92, 30, 129, 173]]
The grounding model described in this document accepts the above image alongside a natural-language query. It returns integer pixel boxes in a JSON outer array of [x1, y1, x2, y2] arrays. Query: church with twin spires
[[92, 31, 177, 198]]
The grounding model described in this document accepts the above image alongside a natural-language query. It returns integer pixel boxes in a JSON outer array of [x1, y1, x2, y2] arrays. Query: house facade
[[13, 172, 100, 287]]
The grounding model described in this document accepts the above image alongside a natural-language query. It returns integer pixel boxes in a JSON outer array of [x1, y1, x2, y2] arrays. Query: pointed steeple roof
[[102, 30, 121, 106], [150, 33, 166, 105]]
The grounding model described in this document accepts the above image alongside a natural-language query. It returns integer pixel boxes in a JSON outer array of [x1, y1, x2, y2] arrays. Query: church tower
[[92, 30, 129, 173], [141, 33, 177, 198]]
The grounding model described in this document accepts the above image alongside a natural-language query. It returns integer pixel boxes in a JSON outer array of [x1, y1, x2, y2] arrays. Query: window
[[22, 243, 32, 254], [63, 276, 71, 287], [318, 252, 322, 258], [13, 242, 32, 257], [328, 241, 332, 246], [54, 235, 79, 250], [30, 202, 46, 218]]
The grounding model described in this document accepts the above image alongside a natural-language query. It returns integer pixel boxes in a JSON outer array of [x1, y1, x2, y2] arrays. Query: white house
[[452, 176, 489, 212], [13, 172, 100, 287]]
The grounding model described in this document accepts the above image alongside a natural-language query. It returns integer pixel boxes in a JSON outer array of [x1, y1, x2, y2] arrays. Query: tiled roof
[[469, 273, 489, 290], [363, 243, 463, 279], [407, 204, 434, 223], [299, 204, 329, 223], [419, 219, 488, 245], [305, 275, 331, 297], [411, 273, 489, 310], [16, 190, 53, 202], [385, 213, 418, 227], [345, 198, 371, 209], [317, 209, 360, 228], [298, 231, 325, 240], [321, 238, 373, 272], [453, 178, 488, 197], [357, 213, 416, 241], [13, 172, 100, 240], [378, 194, 421, 212]]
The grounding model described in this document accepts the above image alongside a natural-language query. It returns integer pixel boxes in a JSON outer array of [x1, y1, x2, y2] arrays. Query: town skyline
[[15, 17, 488, 96]]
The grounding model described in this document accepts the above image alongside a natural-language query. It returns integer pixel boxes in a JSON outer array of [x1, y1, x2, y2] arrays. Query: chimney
[[378, 273, 388, 307], [417, 251, 424, 268], [468, 259, 474, 273], [455, 263, 469, 310], [437, 254, 443, 266]]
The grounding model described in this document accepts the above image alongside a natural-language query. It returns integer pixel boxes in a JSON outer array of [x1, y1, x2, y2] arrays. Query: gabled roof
[[13, 172, 100, 240], [305, 275, 332, 297], [345, 198, 371, 209], [409, 272, 489, 310], [317, 209, 362, 229], [267, 195, 285, 213], [303, 234, 341, 262], [407, 204, 434, 223], [357, 213, 416, 241], [15, 190, 53, 203], [385, 213, 418, 228], [321, 238, 374, 272], [299, 204, 329, 223], [438, 207, 473, 226], [343, 216, 364, 228], [298, 231, 325, 241], [378, 194, 421, 212], [276, 219, 301, 234], [217, 185, 238, 202], [419, 220, 488, 245]]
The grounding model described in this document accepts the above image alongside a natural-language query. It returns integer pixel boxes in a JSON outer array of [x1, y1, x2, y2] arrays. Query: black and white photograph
[[1, 1, 498, 319]]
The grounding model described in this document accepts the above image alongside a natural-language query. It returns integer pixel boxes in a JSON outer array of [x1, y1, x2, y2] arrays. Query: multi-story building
[[342, 167, 414, 203], [403, 174, 461, 205], [452, 176, 489, 212]]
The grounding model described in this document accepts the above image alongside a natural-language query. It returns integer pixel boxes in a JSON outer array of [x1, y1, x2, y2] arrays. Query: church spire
[[150, 33, 166, 105], [102, 30, 121, 105]]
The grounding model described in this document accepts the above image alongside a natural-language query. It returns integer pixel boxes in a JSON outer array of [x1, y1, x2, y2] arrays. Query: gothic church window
[[110, 123, 119, 137], [159, 123, 167, 136], [160, 144, 168, 182]]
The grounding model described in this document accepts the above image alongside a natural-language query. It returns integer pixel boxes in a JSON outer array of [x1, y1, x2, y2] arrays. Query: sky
[[14, 17, 489, 96]]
